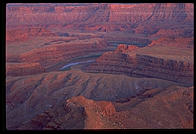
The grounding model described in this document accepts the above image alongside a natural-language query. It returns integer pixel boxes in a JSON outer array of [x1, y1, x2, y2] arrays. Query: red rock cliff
[[85, 45, 193, 86], [6, 3, 193, 33]]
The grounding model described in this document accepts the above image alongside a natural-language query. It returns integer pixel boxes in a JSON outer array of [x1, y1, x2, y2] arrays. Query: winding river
[[60, 59, 95, 70]]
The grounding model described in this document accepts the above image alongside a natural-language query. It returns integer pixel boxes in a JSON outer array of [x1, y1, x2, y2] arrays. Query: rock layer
[[85, 45, 193, 86], [6, 3, 193, 34], [6, 62, 45, 76], [8, 83, 193, 129], [6, 38, 110, 76], [6, 27, 55, 42], [6, 70, 178, 129], [5, 3, 194, 130], [19, 38, 109, 67]]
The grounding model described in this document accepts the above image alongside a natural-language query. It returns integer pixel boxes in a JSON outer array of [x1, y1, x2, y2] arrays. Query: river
[[60, 59, 95, 70]]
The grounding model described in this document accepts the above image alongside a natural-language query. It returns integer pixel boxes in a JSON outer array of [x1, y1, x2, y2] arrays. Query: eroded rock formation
[[19, 38, 108, 67], [7, 80, 193, 129], [6, 27, 55, 42], [6, 38, 111, 76], [6, 3, 193, 34], [6, 3, 194, 130], [85, 45, 193, 86]]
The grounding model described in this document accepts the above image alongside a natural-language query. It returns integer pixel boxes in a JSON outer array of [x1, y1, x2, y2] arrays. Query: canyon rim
[[5, 3, 194, 129]]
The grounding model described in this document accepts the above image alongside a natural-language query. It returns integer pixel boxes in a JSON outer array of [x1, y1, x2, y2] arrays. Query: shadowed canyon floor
[[6, 3, 194, 129]]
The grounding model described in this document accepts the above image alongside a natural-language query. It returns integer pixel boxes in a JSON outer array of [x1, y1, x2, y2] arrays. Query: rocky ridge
[[6, 38, 110, 76], [84, 44, 193, 86], [6, 3, 193, 34], [8, 83, 193, 129]]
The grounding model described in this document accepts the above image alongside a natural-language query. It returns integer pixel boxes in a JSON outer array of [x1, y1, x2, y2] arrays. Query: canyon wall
[[6, 70, 180, 129], [6, 3, 194, 33], [85, 45, 193, 86], [6, 74, 193, 129], [5, 3, 194, 130], [6, 38, 110, 76], [19, 38, 108, 66], [149, 37, 194, 48], [6, 27, 55, 42]]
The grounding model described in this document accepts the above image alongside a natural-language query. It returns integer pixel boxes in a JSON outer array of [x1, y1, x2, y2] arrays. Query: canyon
[[6, 3, 194, 129], [84, 44, 193, 86]]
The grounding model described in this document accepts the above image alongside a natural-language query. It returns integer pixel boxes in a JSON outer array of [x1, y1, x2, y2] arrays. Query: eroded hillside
[[6, 3, 194, 129]]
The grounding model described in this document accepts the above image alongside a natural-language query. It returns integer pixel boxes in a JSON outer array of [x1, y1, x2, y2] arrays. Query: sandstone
[[6, 3, 193, 33], [6, 3, 194, 130], [116, 44, 139, 53], [11, 85, 193, 129], [85, 45, 193, 86], [6, 27, 55, 42], [18, 38, 109, 69]]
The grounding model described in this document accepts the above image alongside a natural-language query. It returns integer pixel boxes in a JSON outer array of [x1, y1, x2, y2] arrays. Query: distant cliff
[[6, 3, 193, 34]]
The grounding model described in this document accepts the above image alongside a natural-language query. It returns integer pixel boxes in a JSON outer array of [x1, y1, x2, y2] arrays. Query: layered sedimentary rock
[[7, 74, 193, 129], [6, 3, 193, 34], [85, 45, 193, 86], [6, 62, 45, 76], [5, 3, 194, 130], [105, 35, 151, 47], [6, 38, 110, 76], [6, 70, 184, 129], [151, 28, 194, 39], [19, 38, 108, 67], [6, 27, 55, 42], [149, 37, 194, 48], [133, 53, 193, 85]]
